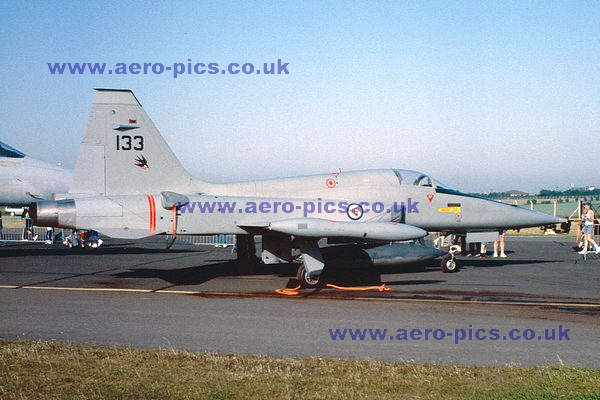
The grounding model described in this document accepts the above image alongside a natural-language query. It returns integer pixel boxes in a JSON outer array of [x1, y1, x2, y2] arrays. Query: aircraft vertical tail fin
[[69, 89, 204, 196]]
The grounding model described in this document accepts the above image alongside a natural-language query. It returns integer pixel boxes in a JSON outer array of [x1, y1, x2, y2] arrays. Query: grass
[[1, 341, 599, 399]]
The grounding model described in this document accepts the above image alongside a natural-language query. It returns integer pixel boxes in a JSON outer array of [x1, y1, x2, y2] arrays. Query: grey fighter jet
[[31, 89, 563, 287], [0, 140, 72, 206]]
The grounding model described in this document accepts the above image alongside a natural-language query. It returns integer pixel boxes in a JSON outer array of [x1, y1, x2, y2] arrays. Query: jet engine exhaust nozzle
[[29, 200, 76, 228]]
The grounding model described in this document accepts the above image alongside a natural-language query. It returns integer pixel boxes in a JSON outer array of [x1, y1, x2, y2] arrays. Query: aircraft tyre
[[296, 264, 321, 289], [440, 254, 459, 273]]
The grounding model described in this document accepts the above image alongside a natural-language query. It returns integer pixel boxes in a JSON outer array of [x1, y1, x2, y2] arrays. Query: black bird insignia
[[134, 155, 149, 170]]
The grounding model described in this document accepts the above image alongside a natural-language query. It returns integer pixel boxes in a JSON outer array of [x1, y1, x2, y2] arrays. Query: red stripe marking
[[147, 195, 152, 232], [151, 195, 156, 231], [147, 195, 156, 232], [171, 205, 177, 236]]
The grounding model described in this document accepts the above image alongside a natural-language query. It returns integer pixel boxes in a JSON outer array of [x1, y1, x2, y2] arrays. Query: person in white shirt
[[579, 202, 600, 255]]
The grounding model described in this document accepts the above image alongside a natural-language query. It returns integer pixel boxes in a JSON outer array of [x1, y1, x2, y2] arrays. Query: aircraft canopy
[[393, 169, 452, 190]]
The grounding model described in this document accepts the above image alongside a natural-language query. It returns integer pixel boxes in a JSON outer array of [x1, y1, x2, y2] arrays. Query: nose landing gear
[[440, 245, 461, 273]]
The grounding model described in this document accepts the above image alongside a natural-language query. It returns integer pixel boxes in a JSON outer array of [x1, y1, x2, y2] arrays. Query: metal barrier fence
[[0, 226, 72, 243], [0, 227, 237, 248], [0, 228, 236, 248], [166, 234, 237, 247], [0, 215, 237, 246]]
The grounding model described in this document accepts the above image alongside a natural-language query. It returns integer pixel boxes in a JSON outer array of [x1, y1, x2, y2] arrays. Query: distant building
[[503, 190, 529, 197]]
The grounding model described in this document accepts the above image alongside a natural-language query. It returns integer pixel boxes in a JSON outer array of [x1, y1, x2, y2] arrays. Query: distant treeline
[[474, 188, 600, 199], [538, 188, 600, 197]]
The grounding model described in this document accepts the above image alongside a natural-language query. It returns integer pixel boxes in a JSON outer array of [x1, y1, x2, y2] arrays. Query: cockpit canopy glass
[[0, 141, 25, 158], [393, 169, 452, 190]]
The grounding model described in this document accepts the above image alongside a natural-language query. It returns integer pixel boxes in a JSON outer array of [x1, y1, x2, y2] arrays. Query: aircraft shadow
[[109, 251, 561, 288], [457, 258, 562, 268], [112, 261, 299, 286], [0, 245, 204, 258], [112, 260, 446, 288], [318, 268, 446, 287]]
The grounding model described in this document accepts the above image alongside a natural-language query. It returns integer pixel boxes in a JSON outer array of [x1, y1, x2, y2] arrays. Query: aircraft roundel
[[427, 194, 435, 203], [325, 178, 337, 188], [347, 203, 364, 221]]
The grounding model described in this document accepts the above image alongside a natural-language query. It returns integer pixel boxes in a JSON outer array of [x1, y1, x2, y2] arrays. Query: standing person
[[21, 208, 32, 240], [78, 231, 87, 248], [479, 241, 488, 258], [215, 233, 226, 248], [578, 202, 600, 255], [66, 231, 79, 248], [493, 230, 507, 258], [29, 211, 38, 241], [573, 219, 586, 251], [466, 241, 480, 256], [21, 208, 38, 241], [0, 211, 3, 240], [433, 232, 447, 248], [89, 231, 103, 248], [45, 227, 53, 245]]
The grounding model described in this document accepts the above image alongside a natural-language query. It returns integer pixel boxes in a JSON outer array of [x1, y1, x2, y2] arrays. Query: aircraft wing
[[239, 218, 427, 241]]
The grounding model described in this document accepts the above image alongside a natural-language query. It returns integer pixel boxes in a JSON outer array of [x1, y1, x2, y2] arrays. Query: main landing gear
[[295, 238, 324, 289], [296, 261, 321, 289]]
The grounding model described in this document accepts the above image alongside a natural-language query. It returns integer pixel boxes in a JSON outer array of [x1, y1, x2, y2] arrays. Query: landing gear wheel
[[296, 264, 321, 289], [440, 254, 458, 273]]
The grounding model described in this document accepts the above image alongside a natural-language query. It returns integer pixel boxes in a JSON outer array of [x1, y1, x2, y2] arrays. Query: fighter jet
[[0, 140, 72, 207], [31, 89, 563, 287]]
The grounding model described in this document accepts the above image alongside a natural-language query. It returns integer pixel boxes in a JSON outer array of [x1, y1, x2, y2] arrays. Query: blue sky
[[1, 0, 598, 192]]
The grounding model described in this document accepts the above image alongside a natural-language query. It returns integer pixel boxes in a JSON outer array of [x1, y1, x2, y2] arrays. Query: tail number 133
[[116, 135, 144, 151]]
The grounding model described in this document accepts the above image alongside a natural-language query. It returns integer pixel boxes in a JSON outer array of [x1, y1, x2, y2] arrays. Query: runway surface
[[1, 236, 599, 367]]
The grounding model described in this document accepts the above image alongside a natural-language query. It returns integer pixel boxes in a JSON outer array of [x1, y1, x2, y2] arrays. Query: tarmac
[[0, 236, 598, 368]]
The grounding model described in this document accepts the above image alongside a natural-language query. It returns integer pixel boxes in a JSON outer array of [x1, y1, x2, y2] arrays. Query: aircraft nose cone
[[512, 208, 565, 228], [533, 212, 565, 225]]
